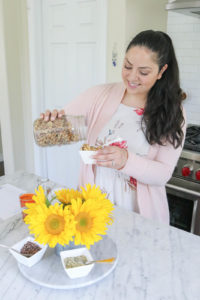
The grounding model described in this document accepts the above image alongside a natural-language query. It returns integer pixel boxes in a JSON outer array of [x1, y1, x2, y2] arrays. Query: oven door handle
[[166, 183, 200, 198]]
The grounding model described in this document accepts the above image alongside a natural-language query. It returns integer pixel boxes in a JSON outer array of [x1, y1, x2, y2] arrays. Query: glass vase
[[55, 241, 82, 256]]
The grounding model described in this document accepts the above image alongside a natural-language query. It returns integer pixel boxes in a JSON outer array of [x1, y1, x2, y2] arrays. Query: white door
[[29, 0, 107, 188]]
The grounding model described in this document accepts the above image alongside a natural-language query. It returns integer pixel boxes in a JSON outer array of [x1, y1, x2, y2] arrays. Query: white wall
[[106, 0, 126, 82], [0, 0, 15, 172], [3, 0, 25, 170], [125, 0, 167, 45], [2, 0, 34, 173], [106, 0, 167, 83], [167, 12, 200, 125]]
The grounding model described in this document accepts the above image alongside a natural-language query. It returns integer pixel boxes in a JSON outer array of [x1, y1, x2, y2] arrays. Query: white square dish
[[79, 150, 96, 164], [9, 236, 47, 267], [60, 247, 94, 279]]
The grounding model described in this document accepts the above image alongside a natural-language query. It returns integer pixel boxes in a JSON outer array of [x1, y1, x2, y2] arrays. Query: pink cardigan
[[64, 82, 186, 224]]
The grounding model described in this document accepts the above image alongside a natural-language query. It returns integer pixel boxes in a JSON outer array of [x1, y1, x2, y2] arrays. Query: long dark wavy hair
[[126, 30, 185, 148]]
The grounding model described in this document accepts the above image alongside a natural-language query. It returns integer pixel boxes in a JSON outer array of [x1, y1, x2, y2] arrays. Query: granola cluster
[[33, 116, 81, 147], [81, 144, 102, 151]]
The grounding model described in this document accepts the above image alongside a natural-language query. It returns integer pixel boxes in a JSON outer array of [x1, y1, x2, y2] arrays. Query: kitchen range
[[166, 124, 200, 234]]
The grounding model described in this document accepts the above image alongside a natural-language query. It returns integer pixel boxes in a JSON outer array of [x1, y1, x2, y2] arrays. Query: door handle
[[166, 183, 200, 198]]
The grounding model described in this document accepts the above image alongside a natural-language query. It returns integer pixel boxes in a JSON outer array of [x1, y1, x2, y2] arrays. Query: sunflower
[[24, 184, 114, 249], [32, 185, 47, 204], [24, 201, 46, 224], [81, 184, 107, 202], [55, 188, 82, 205], [81, 184, 114, 224], [24, 202, 75, 248], [23, 185, 49, 218], [70, 197, 114, 249]]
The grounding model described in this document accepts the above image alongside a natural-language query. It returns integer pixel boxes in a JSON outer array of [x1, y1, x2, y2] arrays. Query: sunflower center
[[75, 212, 92, 232], [45, 214, 65, 235]]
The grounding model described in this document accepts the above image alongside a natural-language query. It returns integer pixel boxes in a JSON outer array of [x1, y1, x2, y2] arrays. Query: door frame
[[27, 0, 48, 177], [27, 0, 107, 178]]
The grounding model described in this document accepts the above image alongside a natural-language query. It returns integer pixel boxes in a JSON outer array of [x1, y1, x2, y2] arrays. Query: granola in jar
[[33, 115, 87, 147]]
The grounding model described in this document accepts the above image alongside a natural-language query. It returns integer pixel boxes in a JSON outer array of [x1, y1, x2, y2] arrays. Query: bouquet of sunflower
[[24, 184, 114, 249]]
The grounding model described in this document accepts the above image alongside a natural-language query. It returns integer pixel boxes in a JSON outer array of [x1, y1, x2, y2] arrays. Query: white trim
[[19, 0, 35, 173], [27, 0, 48, 177], [0, 0, 15, 174]]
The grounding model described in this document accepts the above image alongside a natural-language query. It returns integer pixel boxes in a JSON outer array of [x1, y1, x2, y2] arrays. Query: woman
[[41, 30, 186, 224]]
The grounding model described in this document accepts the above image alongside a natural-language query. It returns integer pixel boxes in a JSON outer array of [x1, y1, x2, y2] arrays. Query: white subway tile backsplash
[[194, 24, 200, 32], [167, 12, 200, 125], [180, 64, 198, 73], [181, 79, 200, 89], [169, 23, 194, 33], [176, 48, 200, 58], [185, 104, 200, 113], [179, 57, 198, 64], [183, 16, 200, 24], [184, 111, 200, 125], [176, 41, 194, 49], [189, 89, 200, 98], [189, 97, 200, 105], [191, 40, 200, 47], [180, 72, 199, 80]]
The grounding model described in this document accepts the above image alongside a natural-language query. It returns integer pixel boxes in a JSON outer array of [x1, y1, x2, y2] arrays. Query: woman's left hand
[[92, 146, 128, 170]]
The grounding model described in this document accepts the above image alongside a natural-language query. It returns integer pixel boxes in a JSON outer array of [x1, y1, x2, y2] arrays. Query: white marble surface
[[0, 171, 200, 300], [18, 236, 118, 289]]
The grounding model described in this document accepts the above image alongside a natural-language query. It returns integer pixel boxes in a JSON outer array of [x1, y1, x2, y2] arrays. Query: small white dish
[[79, 150, 96, 164], [9, 236, 47, 267], [60, 247, 94, 279]]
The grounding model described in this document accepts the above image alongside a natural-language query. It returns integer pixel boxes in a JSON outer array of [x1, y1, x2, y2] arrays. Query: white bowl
[[9, 236, 47, 267], [60, 247, 94, 279], [79, 150, 96, 164]]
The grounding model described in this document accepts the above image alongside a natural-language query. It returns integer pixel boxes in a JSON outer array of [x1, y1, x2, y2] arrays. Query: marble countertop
[[0, 171, 200, 300]]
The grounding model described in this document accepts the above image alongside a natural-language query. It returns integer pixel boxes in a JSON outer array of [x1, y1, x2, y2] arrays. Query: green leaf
[[45, 197, 51, 208]]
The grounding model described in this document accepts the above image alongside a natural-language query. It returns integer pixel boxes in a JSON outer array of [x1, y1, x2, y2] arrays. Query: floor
[[0, 161, 5, 176]]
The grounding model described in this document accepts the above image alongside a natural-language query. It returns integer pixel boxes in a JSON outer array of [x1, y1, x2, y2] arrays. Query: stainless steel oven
[[166, 125, 200, 234]]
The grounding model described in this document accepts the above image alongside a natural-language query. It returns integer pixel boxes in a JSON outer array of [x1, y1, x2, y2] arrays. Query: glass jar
[[33, 115, 87, 147], [36, 178, 55, 196], [19, 193, 35, 221]]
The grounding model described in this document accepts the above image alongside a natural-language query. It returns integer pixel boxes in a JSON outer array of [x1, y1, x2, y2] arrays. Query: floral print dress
[[94, 103, 149, 212]]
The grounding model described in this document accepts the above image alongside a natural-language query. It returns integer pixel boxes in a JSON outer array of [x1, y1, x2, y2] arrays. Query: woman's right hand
[[40, 109, 65, 121]]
